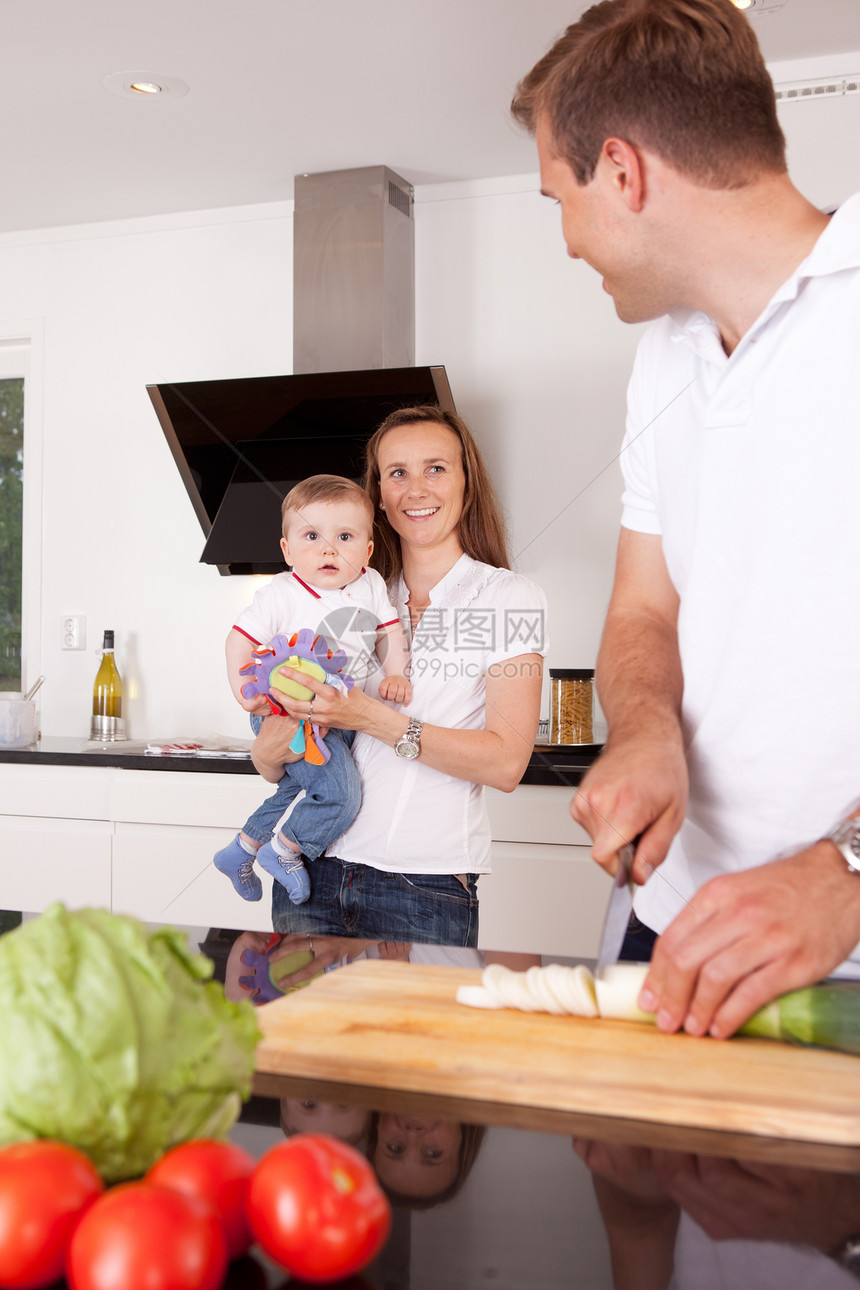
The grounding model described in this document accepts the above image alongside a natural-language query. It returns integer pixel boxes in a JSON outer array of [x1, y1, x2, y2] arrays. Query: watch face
[[834, 822, 860, 870], [835, 1236, 860, 1274], [395, 739, 419, 760]]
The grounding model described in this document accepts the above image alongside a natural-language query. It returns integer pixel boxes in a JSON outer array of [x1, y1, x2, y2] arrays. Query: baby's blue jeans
[[242, 716, 359, 859]]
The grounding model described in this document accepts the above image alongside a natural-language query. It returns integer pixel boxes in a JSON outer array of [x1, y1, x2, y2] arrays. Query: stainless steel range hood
[[147, 165, 455, 575], [293, 165, 415, 373]]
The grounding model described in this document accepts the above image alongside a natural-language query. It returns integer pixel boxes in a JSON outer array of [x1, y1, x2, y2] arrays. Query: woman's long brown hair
[[362, 405, 510, 584]]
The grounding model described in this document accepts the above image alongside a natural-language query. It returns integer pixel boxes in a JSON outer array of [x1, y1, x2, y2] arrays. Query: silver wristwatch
[[830, 1232, 860, 1278], [394, 717, 423, 760], [825, 819, 860, 874]]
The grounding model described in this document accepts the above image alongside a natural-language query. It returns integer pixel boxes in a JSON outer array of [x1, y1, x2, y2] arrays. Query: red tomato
[[0, 1140, 103, 1290], [147, 1138, 255, 1260], [247, 1133, 390, 1284], [67, 1182, 227, 1290]]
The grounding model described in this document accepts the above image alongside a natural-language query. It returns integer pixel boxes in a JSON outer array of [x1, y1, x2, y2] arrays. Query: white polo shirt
[[674, 1212, 857, 1289], [620, 192, 860, 970], [329, 554, 549, 875], [233, 568, 400, 691]]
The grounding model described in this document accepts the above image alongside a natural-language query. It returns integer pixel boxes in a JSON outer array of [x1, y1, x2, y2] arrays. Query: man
[[512, 0, 860, 1039]]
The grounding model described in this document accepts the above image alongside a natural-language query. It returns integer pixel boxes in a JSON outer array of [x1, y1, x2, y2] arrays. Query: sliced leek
[[455, 962, 860, 1055]]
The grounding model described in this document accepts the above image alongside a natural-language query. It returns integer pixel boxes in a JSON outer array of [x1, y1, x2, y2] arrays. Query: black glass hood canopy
[[147, 365, 456, 576]]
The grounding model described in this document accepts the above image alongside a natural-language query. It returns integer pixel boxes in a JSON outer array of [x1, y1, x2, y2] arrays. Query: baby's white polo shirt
[[233, 567, 400, 690]]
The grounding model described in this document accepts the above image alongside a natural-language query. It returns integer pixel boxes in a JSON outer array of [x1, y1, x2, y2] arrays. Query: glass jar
[[549, 669, 594, 744]]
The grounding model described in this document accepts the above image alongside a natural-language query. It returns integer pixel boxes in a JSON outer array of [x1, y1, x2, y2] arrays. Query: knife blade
[[595, 840, 636, 974]]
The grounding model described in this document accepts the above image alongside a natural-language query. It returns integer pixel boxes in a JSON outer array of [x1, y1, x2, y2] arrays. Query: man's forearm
[[592, 1175, 678, 1290], [572, 608, 688, 877], [596, 607, 684, 751]]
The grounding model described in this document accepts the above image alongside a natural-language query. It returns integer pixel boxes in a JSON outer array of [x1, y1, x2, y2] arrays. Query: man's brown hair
[[512, 0, 786, 189], [281, 474, 373, 536]]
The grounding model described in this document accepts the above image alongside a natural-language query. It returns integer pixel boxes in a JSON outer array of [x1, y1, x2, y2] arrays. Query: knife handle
[[619, 834, 643, 884]]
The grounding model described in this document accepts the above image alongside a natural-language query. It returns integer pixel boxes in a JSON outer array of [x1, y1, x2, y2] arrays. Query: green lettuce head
[[0, 904, 260, 1182]]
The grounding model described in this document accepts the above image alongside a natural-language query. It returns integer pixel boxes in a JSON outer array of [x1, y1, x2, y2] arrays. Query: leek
[[457, 962, 860, 1056], [740, 981, 860, 1055]]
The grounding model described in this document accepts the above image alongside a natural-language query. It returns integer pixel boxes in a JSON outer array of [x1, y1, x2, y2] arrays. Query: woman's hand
[[268, 933, 377, 985], [273, 668, 379, 734], [251, 708, 304, 782]]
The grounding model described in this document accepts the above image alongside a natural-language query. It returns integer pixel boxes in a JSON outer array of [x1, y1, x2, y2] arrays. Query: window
[[0, 332, 41, 694], [0, 368, 24, 689]]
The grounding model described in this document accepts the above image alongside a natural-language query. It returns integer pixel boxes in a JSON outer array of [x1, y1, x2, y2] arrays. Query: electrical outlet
[[61, 615, 85, 650]]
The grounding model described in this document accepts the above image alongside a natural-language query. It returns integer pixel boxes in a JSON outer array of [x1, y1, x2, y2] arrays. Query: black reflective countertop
[[219, 930, 859, 1289], [4, 920, 859, 1290], [0, 736, 602, 785]]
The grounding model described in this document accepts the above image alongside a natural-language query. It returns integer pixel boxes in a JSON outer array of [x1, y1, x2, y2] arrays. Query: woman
[[369, 1115, 486, 1209], [252, 405, 547, 946]]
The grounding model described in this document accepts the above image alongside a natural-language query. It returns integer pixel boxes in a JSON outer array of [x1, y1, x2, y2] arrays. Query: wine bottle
[[90, 629, 125, 741]]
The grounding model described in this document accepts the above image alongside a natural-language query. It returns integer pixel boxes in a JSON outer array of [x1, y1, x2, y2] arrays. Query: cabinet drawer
[[109, 770, 270, 829], [112, 821, 275, 932], [479, 840, 611, 958], [0, 816, 112, 913], [0, 765, 112, 821], [486, 785, 591, 846]]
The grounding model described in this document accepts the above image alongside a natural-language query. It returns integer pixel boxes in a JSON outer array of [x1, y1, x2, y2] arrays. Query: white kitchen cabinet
[[0, 762, 607, 955], [0, 815, 112, 910], [112, 821, 274, 931], [481, 786, 610, 956]]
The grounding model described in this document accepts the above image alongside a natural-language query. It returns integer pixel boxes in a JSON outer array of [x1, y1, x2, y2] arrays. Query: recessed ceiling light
[[732, 0, 787, 13], [103, 71, 189, 101]]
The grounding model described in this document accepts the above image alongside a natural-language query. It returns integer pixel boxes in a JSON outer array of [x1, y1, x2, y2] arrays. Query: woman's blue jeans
[[271, 858, 480, 947]]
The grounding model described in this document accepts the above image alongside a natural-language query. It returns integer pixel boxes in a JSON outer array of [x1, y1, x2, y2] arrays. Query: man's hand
[[571, 735, 688, 884], [640, 841, 860, 1037], [652, 1152, 860, 1253]]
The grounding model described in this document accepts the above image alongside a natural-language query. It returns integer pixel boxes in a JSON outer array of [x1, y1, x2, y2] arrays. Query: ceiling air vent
[[388, 179, 412, 219], [774, 74, 860, 103]]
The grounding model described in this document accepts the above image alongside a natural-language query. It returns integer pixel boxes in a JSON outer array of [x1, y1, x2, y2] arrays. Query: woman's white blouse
[[328, 554, 548, 875]]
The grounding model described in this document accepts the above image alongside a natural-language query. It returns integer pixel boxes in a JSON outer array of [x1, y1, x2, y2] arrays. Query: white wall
[[3, 58, 859, 743], [5, 206, 296, 741], [415, 176, 643, 680]]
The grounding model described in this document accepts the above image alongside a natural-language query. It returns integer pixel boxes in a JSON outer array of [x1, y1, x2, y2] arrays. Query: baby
[[214, 474, 411, 904]]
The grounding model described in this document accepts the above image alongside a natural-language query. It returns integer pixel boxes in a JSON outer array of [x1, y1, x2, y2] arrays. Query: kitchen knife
[[595, 840, 636, 974]]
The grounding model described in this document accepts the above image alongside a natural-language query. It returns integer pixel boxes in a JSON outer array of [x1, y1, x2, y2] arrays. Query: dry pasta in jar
[[549, 669, 594, 744]]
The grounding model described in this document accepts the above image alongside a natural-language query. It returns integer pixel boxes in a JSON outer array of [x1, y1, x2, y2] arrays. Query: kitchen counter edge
[[0, 738, 600, 785]]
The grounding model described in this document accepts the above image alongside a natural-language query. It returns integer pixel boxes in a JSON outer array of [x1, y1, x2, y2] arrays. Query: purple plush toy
[[238, 946, 322, 1003], [239, 628, 354, 765]]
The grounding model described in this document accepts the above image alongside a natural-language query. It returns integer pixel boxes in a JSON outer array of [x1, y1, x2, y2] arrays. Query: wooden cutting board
[[254, 958, 860, 1148]]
